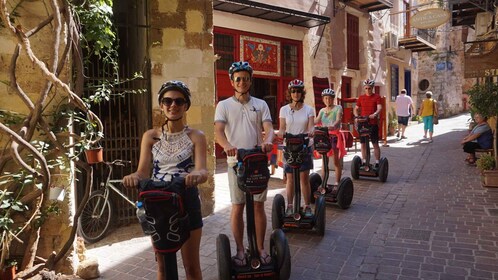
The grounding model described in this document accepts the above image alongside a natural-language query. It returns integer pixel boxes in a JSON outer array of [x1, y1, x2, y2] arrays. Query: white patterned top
[[151, 127, 194, 182]]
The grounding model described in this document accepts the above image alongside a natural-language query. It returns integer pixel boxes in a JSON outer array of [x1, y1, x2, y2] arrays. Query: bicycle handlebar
[[105, 159, 132, 166]]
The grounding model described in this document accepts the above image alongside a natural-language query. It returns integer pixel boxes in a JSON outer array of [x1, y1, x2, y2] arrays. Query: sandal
[[260, 252, 272, 265], [232, 252, 247, 267], [467, 158, 476, 165]]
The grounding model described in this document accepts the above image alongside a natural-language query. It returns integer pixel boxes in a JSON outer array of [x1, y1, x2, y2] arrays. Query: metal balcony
[[398, 28, 437, 52], [342, 0, 393, 12]]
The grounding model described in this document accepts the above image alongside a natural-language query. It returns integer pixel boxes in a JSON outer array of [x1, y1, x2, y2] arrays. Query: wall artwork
[[240, 35, 280, 76]]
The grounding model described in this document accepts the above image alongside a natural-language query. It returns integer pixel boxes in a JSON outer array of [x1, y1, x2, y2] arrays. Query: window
[[390, 64, 399, 101], [418, 79, 430, 91], [283, 44, 298, 77], [347, 14, 359, 70], [214, 33, 235, 71]]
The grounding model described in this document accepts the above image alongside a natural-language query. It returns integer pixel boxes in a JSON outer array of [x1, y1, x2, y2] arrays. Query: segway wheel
[[336, 177, 354, 209], [314, 195, 326, 236], [272, 194, 285, 230], [216, 234, 232, 280], [378, 157, 389, 182], [309, 172, 322, 204], [351, 156, 361, 180], [270, 229, 291, 280]]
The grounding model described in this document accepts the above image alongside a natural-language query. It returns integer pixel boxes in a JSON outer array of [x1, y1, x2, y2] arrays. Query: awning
[[342, 0, 393, 12], [213, 0, 330, 28]]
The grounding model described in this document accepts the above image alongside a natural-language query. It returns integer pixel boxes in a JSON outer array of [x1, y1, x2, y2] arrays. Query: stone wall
[[149, 0, 215, 216]]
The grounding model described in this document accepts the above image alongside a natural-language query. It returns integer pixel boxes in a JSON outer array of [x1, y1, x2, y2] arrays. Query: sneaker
[[285, 205, 293, 216], [304, 205, 313, 218], [401, 136, 407, 139], [428, 139, 433, 143], [374, 163, 379, 169]]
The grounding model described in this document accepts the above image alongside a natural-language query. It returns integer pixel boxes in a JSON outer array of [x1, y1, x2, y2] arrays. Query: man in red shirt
[[353, 79, 382, 168]]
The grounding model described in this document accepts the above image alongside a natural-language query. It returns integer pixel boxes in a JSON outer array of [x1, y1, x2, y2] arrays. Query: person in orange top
[[418, 91, 438, 143]]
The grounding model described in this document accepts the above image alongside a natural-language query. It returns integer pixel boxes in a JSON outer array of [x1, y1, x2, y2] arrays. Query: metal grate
[[79, 0, 151, 226]]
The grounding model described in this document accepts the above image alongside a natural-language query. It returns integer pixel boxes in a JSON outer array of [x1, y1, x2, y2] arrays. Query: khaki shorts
[[227, 162, 268, 204]]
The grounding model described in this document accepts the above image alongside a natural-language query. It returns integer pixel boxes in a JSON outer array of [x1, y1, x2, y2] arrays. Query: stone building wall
[[149, 0, 215, 215]]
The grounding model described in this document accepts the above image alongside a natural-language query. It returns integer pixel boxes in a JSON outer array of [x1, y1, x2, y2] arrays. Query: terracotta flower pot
[[85, 148, 104, 164], [482, 170, 498, 188], [1, 266, 16, 280]]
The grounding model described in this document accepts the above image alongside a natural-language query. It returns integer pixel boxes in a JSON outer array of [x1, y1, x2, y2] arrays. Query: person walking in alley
[[314, 88, 347, 187], [122, 81, 208, 280], [278, 79, 315, 217], [354, 79, 382, 168], [395, 89, 414, 139], [214, 61, 275, 266], [418, 91, 438, 143], [461, 113, 493, 165]]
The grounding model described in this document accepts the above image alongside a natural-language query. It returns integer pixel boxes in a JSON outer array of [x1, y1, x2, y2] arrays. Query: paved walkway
[[87, 113, 498, 280]]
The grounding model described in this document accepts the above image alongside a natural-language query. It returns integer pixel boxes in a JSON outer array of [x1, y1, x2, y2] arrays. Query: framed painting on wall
[[240, 35, 281, 76]]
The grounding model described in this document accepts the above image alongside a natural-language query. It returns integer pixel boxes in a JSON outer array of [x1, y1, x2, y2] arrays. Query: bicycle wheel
[[78, 190, 115, 243]]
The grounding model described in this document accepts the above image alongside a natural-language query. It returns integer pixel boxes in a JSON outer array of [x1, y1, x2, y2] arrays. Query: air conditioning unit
[[475, 12, 492, 36], [384, 32, 398, 50]]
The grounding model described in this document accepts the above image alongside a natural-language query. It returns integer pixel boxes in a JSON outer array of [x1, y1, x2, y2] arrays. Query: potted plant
[[0, 259, 17, 280], [476, 153, 498, 187], [388, 108, 398, 136]]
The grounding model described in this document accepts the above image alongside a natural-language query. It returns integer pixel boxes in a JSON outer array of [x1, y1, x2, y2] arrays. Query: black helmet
[[157, 80, 191, 110]]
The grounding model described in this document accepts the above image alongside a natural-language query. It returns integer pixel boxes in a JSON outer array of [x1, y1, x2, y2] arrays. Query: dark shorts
[[184, 186, 203, 231], [359, 124, 379, 144], [284, 149, 314, 173], [397, 116, 409, 126]]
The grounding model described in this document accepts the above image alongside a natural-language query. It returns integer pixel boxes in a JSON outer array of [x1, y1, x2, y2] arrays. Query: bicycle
[[77, 159, 134, 243]]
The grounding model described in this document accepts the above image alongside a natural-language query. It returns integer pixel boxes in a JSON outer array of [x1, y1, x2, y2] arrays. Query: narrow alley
[[88, 113, 498, 280]]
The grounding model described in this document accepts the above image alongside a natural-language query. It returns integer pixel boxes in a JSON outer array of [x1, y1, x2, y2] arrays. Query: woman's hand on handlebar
[[122, 173, 142, 188], [185, 171, 205, 187]]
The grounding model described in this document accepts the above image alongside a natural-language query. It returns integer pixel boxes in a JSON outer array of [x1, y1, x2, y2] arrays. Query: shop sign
[[464, 39, 498, 78], [240, 35, 281, 76], [410, 8, 450, 29]]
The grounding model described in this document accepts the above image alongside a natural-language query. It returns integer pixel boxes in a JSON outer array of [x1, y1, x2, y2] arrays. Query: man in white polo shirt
[[395, 89, 414, 139], [214, 61, 275, 267]]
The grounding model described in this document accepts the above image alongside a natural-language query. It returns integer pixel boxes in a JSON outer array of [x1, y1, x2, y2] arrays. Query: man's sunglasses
[[161, 97, 187, 106], [234, 76, 251, 83], [290, 89, 303, 93]]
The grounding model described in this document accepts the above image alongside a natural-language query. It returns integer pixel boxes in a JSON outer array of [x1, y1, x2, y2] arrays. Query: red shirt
[[357, 93, 381, 124]]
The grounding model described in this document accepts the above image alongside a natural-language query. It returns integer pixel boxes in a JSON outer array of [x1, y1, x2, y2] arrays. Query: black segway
[[217, 148, 291, 280], [309, 127, 354, 209], [271, 133, 326, 236], [350, 116, 389, 182], [137, 178, 191, 280]]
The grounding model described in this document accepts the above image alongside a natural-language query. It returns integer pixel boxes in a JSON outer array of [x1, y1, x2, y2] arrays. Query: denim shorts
[[184, 186, 203, 230]]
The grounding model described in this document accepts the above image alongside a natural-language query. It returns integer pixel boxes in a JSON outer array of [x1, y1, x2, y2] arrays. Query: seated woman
[[461, 113, 493, 165]]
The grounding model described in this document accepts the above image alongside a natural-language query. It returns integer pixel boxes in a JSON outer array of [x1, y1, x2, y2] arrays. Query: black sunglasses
[[161, 97, 187, 106], [234, 76, 251, 83], [290, 89, 303, 93]]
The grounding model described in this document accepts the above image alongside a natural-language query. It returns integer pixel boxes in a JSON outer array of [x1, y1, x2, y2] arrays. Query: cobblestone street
[[88, 113, 498, 280]]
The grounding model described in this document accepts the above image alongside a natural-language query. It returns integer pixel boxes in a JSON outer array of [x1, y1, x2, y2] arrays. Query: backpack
[[235, 149, 270, 194], [138, 178, 190, 253], [283, 133, 309, 168], [313, 127, 332, 153]]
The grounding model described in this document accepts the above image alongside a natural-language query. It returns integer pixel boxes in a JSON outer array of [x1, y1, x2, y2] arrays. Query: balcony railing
[[398, 28, 437, 52]]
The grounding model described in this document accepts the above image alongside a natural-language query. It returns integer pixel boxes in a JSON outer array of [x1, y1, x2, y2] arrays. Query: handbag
[[432, 101, 439, 125]]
